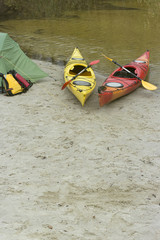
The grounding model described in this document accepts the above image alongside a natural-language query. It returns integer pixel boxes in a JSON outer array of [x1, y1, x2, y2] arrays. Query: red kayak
[[98, 50, 150, 106]]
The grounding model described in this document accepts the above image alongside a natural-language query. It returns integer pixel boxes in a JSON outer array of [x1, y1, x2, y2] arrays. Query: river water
[[0, 0, 160, 86]]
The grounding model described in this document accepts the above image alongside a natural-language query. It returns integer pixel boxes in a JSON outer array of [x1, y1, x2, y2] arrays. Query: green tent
[[0, 32, 48, 87]]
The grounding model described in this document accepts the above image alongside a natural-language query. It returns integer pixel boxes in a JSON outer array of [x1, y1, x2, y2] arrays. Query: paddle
[[61, 60, 100, 90], [102, 54, 157, 91]]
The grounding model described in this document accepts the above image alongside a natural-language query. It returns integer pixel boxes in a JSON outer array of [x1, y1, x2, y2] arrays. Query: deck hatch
[[73, 80, 91, 86], [105, 82, 124, 88]]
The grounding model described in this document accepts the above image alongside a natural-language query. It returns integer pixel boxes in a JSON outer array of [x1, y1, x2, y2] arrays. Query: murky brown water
[[0, 0, 160, 86]]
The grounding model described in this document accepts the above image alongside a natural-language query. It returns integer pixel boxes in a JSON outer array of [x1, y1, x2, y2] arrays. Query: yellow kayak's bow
[[64, 47, 96, 106]]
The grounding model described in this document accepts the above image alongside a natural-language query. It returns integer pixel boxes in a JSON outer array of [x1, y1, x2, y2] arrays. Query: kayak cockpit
[[113, 67, 137, 78], [69, 65, 92, 76]]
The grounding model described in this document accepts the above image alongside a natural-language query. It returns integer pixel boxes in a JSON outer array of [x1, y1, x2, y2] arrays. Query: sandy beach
[[0, 59, 160, 240]]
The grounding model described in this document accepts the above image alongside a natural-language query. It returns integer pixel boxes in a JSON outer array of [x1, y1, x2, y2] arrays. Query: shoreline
[[0, 59, 160, 240]]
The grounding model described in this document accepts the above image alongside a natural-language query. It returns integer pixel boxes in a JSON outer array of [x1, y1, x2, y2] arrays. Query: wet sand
[[0, 60, 160, 240]]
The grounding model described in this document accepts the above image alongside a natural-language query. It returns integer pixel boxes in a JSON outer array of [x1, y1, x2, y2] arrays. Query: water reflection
[[0, 0, 140, 19]]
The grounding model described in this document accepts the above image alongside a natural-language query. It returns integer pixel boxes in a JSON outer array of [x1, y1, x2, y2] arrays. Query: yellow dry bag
[[2, 73, 24, 96]]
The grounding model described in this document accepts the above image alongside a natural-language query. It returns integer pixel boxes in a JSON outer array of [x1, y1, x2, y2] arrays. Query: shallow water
[[0, 0, 160, 86]]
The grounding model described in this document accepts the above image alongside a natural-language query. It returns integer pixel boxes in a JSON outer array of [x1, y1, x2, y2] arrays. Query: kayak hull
[[98, 50, 150, 106], [64, 47, 96, 106]]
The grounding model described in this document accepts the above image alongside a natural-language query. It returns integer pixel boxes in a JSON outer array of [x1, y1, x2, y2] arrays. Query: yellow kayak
[[64, 47, 96, 106]]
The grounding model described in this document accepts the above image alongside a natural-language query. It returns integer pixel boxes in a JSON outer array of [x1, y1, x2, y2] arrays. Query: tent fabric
[[0, 32, 48, 87]]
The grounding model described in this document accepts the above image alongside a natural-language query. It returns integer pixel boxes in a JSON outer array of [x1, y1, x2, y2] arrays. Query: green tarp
[[0, 32, 48, 87]]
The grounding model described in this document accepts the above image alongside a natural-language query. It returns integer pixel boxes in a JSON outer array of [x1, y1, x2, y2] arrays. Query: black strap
[[0, 73, 4, 93]]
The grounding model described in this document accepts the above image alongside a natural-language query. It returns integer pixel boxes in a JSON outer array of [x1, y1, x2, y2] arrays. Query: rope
[[0, 55, 33, 82]]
